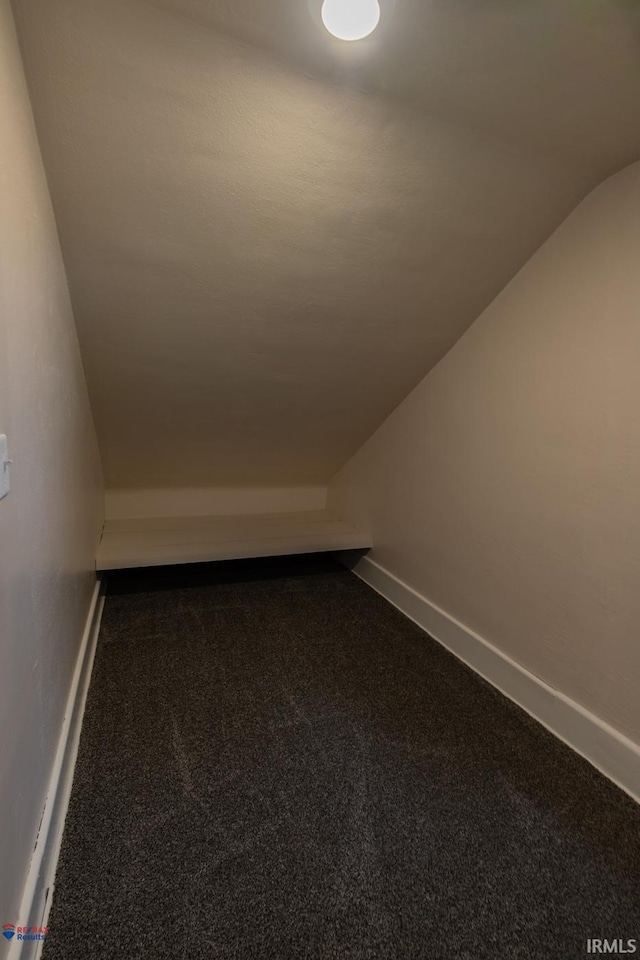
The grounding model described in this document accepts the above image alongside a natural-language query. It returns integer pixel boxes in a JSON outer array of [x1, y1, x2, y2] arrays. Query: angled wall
[[0, 0, 103, 926], [329, 162, 640, 745], [14, 0, 601, 493]]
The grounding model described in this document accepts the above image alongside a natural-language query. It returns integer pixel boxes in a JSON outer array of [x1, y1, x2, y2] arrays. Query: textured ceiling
[[13, 0, 640, 488]]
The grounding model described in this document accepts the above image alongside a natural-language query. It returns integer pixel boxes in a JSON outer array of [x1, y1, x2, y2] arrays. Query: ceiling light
[[321, 0, 381, 41]]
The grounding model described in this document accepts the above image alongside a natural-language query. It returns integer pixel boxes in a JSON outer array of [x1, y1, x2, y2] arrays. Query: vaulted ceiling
[[13, 0, 640, 488]]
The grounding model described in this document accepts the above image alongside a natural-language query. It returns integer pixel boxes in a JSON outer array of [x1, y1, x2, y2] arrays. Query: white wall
[[105, 486, 327, 521], [15, 0, 600, 492], [0, 0, 103, 926], [329, 162, 640, 745]]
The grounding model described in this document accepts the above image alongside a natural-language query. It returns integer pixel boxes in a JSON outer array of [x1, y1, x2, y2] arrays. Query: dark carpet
[[43, 555, 640, 959]]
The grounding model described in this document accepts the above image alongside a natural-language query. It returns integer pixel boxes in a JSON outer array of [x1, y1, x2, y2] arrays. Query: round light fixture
[[321, 0, 381, 41]]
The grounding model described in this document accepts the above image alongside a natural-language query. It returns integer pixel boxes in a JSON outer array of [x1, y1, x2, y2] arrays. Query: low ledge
[[96, 509, 372, 571]]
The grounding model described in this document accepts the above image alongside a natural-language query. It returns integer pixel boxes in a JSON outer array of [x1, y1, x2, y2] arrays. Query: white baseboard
[[347, 554, 640, 805], [8, 580, 106, 960], [105, 486, 327, 520]]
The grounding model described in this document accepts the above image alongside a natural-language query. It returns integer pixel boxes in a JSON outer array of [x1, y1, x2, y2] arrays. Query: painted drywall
[[14, 0, 640, 490], [105, 486, 326, 520], [329, 162, 640, 745], [0, 0, 103, 928]]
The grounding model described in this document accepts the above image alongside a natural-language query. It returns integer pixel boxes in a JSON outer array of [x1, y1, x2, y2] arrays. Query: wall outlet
[[0, 435, 11, 500]]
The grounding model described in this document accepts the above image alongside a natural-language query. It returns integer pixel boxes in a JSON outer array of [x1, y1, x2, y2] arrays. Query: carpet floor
[[43, 555, 640, 959]]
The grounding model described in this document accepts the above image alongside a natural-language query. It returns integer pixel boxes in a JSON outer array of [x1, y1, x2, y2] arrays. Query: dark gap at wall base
[[104, 551, 346, 595]]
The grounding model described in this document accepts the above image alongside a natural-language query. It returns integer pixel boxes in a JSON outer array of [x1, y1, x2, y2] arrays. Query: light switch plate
[[0, 435, 10, 500]]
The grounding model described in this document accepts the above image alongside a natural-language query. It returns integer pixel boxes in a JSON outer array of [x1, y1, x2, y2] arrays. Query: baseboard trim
[[9, 580, 105, 960], [347, 554, 640, 805]]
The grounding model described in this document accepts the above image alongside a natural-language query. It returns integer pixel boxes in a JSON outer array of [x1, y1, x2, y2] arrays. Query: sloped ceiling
[[13, 0, 640, 488]]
